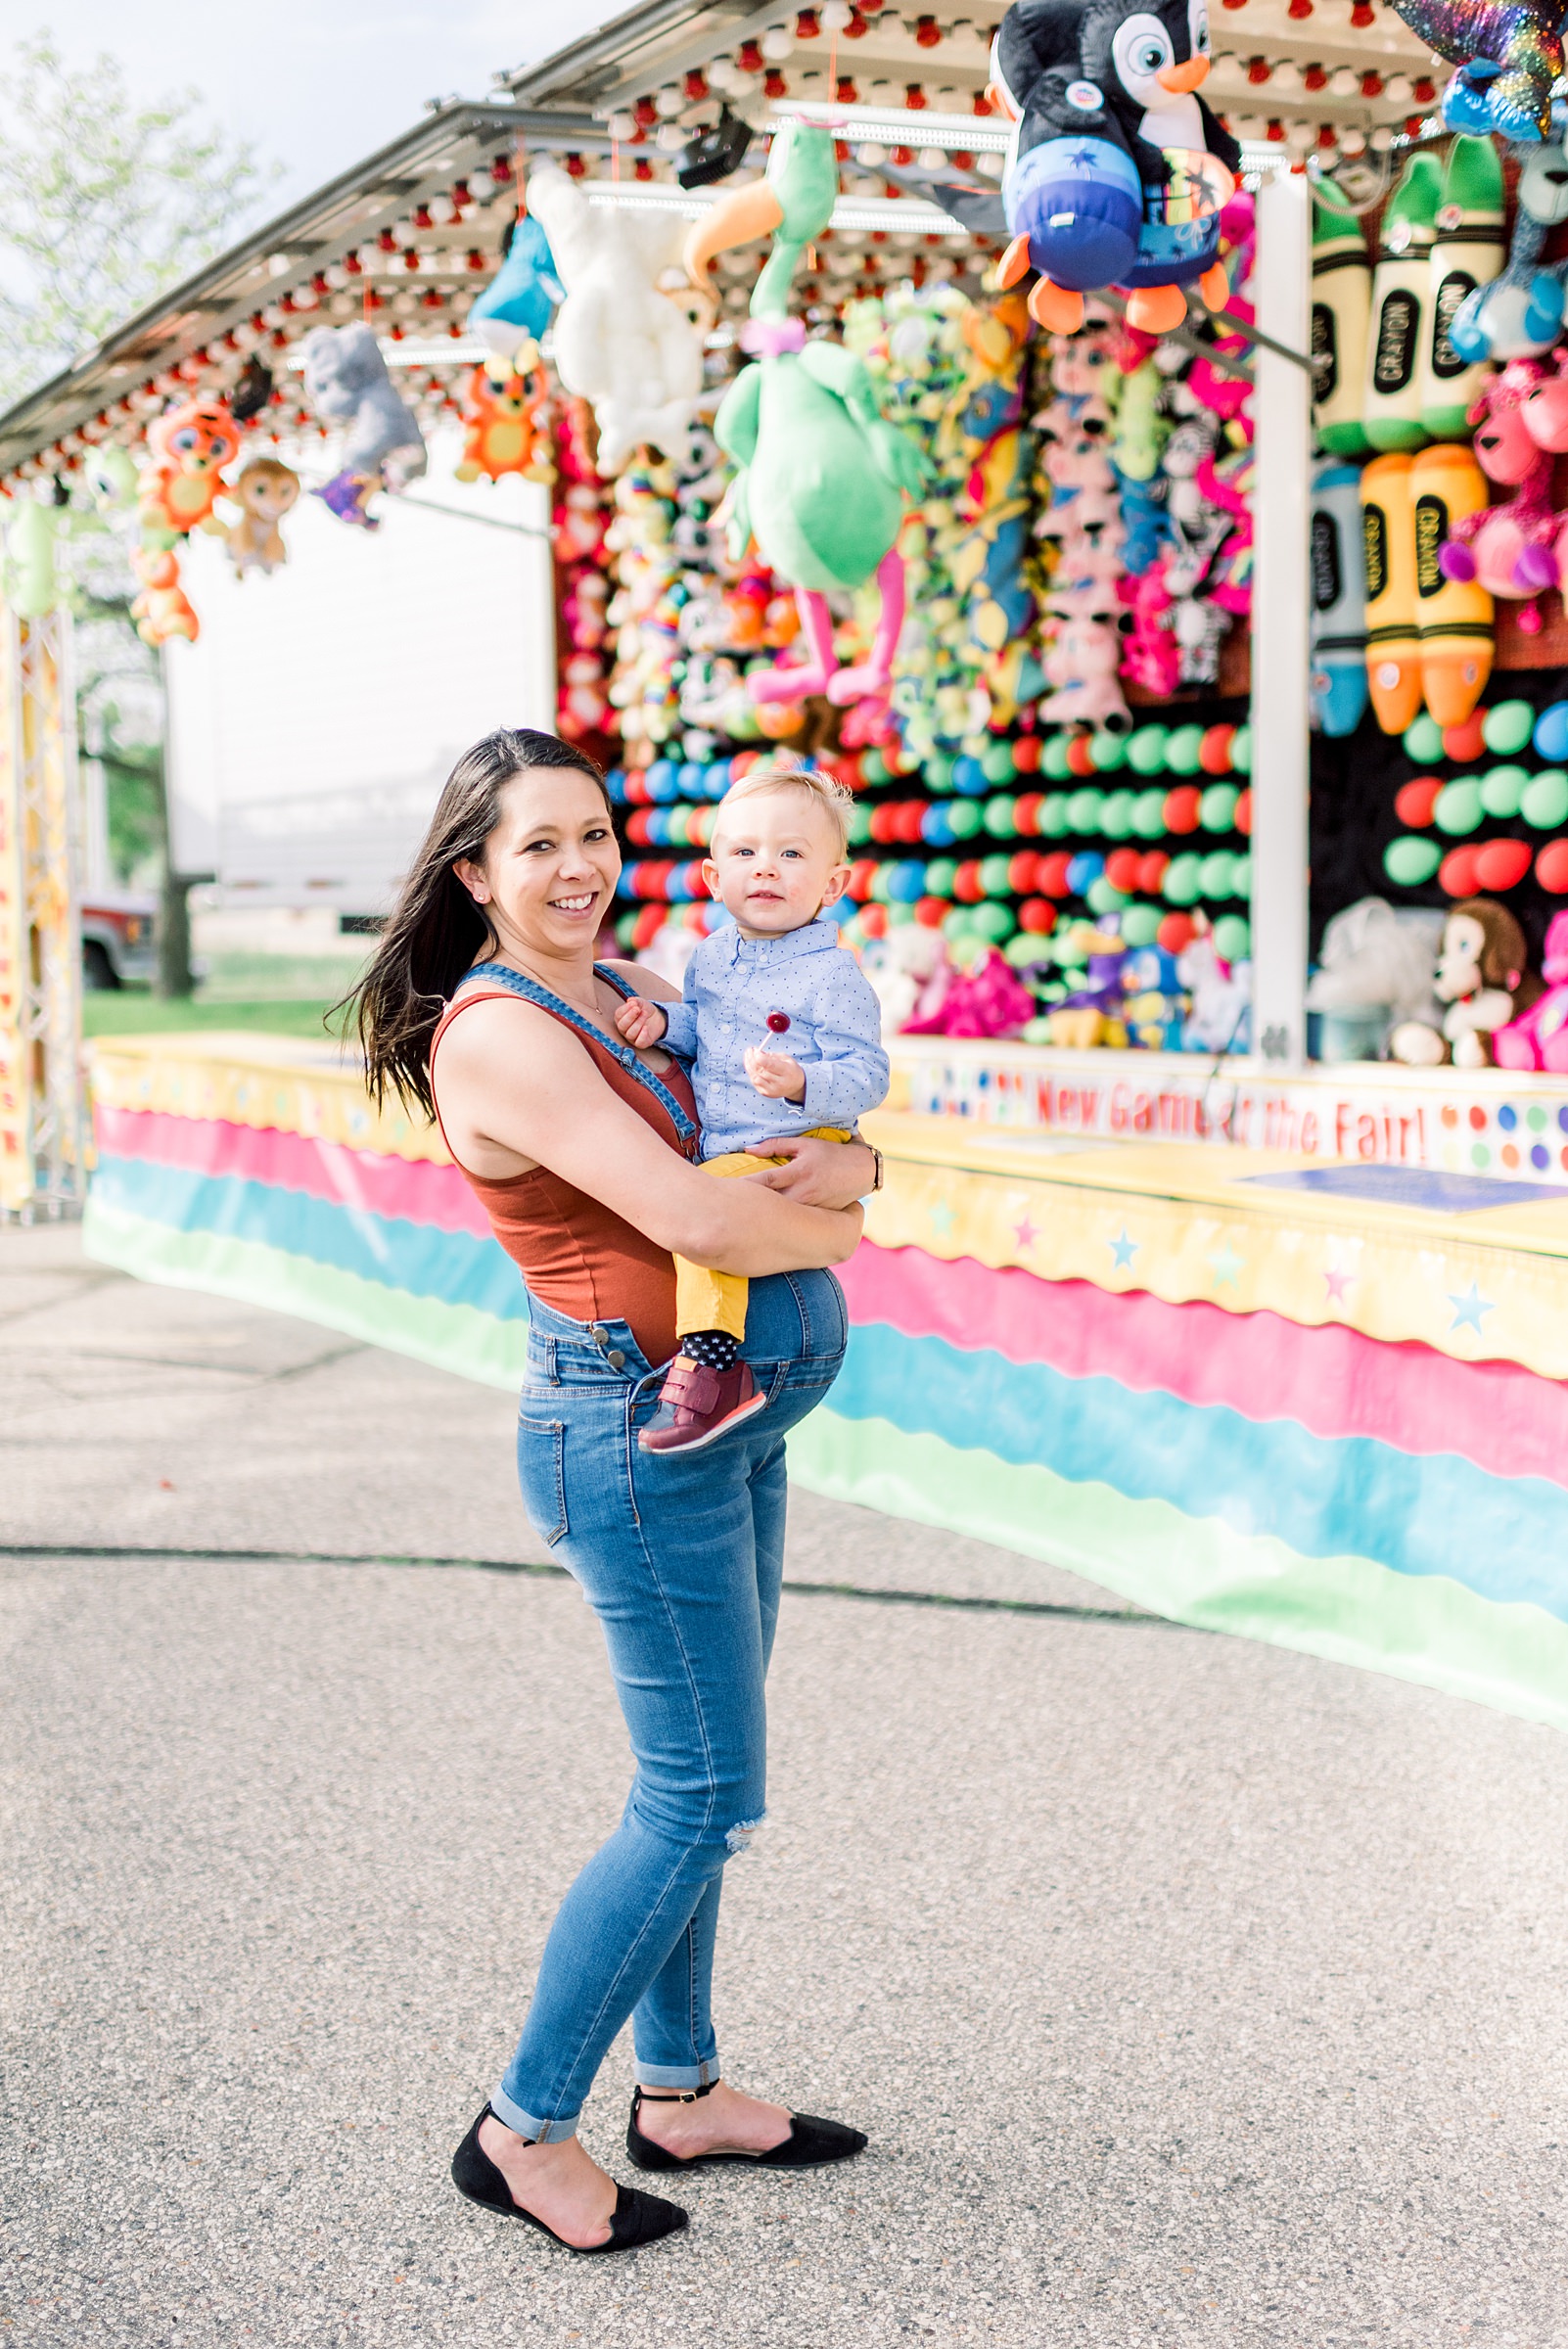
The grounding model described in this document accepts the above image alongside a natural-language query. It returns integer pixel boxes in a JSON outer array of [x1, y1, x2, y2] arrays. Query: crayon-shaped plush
[[1312, 195, 1372, 454], [1360, 451, 1423, 733], [1411, 441, 1494, 725], [1363, 153, 1443, 453], [1310, 460, 1368, 737], [1420, 136, 1506, 439]]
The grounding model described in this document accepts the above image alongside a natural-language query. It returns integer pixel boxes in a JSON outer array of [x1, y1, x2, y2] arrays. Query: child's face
[[703, 790, 850, 939]]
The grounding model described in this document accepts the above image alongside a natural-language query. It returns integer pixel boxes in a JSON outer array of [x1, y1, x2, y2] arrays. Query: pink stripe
[[95, 1105, 492, 1239], [839, 1242, 1568, 1488]]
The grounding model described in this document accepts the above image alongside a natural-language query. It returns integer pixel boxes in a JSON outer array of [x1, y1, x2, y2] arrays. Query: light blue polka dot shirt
[[659, 917, 890, 1161]]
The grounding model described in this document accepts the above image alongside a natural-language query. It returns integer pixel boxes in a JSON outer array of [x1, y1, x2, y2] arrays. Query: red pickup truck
[[81, 890, 157, 989]]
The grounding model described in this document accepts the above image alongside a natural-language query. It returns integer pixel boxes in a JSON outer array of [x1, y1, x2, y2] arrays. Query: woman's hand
[[614, 994, 669, 1048], [747, 1132, 878, 1209]]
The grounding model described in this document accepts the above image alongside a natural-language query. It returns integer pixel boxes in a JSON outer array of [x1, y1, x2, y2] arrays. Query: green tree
[[0, 34, 278, 408]]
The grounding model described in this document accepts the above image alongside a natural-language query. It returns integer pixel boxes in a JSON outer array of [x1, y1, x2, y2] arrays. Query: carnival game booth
[[7, 1, 1568, 1729]]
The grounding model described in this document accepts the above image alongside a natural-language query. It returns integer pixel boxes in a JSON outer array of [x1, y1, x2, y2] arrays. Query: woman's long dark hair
[[341, 727, 610, 1118]]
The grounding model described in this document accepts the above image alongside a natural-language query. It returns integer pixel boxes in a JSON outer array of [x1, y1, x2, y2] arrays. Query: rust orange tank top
[[429, 967, 698, 1367]]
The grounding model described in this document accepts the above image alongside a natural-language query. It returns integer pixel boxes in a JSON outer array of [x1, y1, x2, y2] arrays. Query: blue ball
[[1005, 136, 1141, 296], [606, 766, 628, 804], [888, 859, 927, 903], [645, 808, 672, 847], [1534, 700, 1568, 762], [1066, 851, 1105, 896], [921, 802, 956, 846], [952, 755, 987, 797], [707, 760, 733, 801], [677, 761, 706, 801], [646, 760, 678, 804]]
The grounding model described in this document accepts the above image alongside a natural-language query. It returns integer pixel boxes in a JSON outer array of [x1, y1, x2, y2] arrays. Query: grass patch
[[82, 993, 350, 1041]]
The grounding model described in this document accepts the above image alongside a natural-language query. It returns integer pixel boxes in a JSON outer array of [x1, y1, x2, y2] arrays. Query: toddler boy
[[615, 760, 888, 1453]]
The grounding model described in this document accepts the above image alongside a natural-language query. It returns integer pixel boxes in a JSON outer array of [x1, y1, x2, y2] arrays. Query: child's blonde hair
[[717, 756, 853, 859]]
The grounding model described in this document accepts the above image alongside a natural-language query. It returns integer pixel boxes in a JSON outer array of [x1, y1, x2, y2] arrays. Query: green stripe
[[83, 1198, 528, 1391], [787, 1409, 1568, 1731]]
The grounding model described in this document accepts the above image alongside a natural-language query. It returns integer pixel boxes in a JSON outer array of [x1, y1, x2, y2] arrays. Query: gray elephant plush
[[300, 324, 427, 527]]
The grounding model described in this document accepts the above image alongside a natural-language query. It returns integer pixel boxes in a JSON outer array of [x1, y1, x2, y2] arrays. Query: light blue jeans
[[492, 1267, 848, 2142]]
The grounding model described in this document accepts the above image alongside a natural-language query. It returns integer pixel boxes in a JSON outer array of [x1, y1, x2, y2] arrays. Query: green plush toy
[[685, 122, 927, 704]]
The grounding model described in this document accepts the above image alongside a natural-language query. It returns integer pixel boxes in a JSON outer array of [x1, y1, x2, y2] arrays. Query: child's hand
[[745, 1044, 806, 1102], [615, 995, 669, 1048]]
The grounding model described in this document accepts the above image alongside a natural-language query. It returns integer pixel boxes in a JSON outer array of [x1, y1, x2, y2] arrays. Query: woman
[[350, 728, 877, 2255]]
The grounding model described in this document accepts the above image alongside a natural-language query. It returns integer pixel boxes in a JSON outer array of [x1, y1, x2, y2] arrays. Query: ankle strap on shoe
[[633, 2079, 717, 2105]]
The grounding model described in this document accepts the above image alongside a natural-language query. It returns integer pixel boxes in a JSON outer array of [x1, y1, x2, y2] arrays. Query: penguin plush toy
[[992, 0, 1242, 335]]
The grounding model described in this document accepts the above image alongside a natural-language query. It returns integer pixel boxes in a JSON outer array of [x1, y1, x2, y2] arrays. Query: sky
[[0, 3, 619, 214]]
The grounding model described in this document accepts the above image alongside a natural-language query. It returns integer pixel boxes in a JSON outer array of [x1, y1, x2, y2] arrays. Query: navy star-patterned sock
[[682, 1329, 742, 1372]]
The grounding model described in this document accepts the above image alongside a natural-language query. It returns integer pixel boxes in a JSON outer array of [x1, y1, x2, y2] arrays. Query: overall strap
[[462, 961, 698, 1148]]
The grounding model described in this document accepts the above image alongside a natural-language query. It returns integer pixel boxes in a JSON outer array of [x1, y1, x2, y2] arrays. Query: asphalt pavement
[[3, 1219, 1566, 2348]]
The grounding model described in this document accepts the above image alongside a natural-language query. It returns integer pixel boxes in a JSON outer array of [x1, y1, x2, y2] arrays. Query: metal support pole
[[1249, 169, 1313, 1070]]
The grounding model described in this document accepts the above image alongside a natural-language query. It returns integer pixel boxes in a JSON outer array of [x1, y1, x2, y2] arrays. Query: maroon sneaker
[[638, 1355, 768, 1454]]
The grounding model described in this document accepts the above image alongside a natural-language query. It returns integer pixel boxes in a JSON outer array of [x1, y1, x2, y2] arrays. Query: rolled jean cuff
[[490, 2085, 579, 2143], [634, 2058, 720, 2092]]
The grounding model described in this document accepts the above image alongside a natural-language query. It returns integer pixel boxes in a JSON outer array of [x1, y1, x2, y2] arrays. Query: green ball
[[1199, 782, 1239, 833], [1004, 931, 1041, 967], [666, 806, 694, 846], [980, 852, 1014, 898], [1039, 793, 1072, 838], [983, 793, 1018, 839], [946, 800, 983, 840], [1480, 763, 1529, 818], [1163, 852, 1204, 906], [1212, 914, 1251, 961], [1100, 789, 1135, 839], [1066, 786, 1105, 832], [1198, 850, 1237, 898], [1120, 902, 1162, 948], [860, 749, 889, 785], [869, 863, 896, 902], [1403, 712, 1445, 764], [1383, 835, 1443, 886], [972, 901, 1015, 943], [1230, 724, 1252, 774], [846, 804, 874, 847], [888, 902, 917, 928], [1089, 729, 1129, 771], [943, 906, 977, 942], [1482, 699, 1536, 756], [615, 910, 639, 948], [1522, 768, 1568, 828], [1130, 788, 1169, 840], [981, 739, 1016, 784], [923, 857, 957, 898], [1041, 733, 1074, 779], [1434, 779, 1483, 835], [1231, 852, 1252, 897], [1085, 876, 1129, 916], [1054, 926, 1090, 968], [1127, 724, 1170, 775], [924, 752, 955, 794], [1166, 723, 1205, 775]]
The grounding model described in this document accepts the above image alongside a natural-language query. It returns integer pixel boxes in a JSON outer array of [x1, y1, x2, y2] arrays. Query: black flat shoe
[[626, 2081, 868, 2173], [451, 2105, 688, 2252]]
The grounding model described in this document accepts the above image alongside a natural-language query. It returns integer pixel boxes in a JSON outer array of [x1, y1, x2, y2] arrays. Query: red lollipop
[[766, 1010, 791, 1034]]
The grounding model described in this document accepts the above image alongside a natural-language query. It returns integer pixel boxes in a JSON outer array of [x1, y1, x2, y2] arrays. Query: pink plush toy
[[1440, 360, 1561, 629], [1197, 447, 1254, 617], [1494, 910, 1568, 1071], [1039, 616, 1130, 727], [900, 947, 1035, 1038], [1118, 563, 1182, 695], [1523, 351, 1568, 452]]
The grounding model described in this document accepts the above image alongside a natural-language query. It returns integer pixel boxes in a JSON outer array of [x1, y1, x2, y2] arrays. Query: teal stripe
[[91, 1153, 526, 1321], [831, 1323, 1568, 1622]]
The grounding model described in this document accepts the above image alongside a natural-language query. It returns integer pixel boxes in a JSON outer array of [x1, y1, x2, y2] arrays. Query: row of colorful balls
[[623, 783, 1251, 856], [610, 898, 1253, 966], [1383, 834, 1568, 896], [620, 847, 1252, 913], [1397, 700, 1568, 767]]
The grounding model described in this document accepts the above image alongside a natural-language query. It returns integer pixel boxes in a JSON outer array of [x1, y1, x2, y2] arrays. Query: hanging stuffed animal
[[1389, 0, 1567, 140], [224, 458, 300, 576], [137, 398, 240, 537], [300, 322, 427, 528], [454, 362, 553, 484], [3, 499, 62, 621], [989, 0, 1241, 336], [470, 210, 565, 370], [683, 120, 929, 706], [528, 161, 708, 475], [1449, 139, 1568, 362], [130, 543, 200, 646]]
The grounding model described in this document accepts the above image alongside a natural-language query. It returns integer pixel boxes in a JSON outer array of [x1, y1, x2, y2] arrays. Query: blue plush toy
[[300, 323, 428, 525], [470, 213, 565, 369], [1449, 133, 1568, 360]]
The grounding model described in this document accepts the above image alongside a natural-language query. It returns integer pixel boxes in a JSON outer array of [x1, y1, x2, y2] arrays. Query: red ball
[[846, 857, 878, 901], [729, 749, 763, 779], [1065, 733, 1098, 777], [1394, 777, 1443, 829], [868, 804, 899, 845], [1137, 850, 1171, 895], [1012, 735, 1042, 775], [1438, 844, 1484, 897], [1007, 850, 1040, 894], [624, 807, 656, 846], [1233, 788, 1252, 837], [1198, 724, 1235, 775], [893, 799, 927, 844], [1473, 838, 1533, 892], [1013, 792, 1044, 835], [1442, 711, 1487, 762], [632, 903, 665, 949], [914, 895, 947, 927], [1157, 911, 1196, 954], [623, 770, 652, 806], [1164, 785, 1202, 834], [952, 858, 985, 903], [1105, 847, 1142, 894], [1018, 897, 1056, 935], [1537, 838, 1568, 893], [858, 901, 889, 938], [1036, 851, 1075, 898]]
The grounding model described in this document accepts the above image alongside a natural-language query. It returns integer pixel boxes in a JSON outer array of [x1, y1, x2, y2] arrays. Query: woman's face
[[456, 765, 621, 956]]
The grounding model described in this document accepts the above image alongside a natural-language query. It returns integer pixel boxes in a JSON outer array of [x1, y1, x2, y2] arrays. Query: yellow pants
[[675, 1128, 852, 1345]]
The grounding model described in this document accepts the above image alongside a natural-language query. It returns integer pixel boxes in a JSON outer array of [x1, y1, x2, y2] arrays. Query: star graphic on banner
[[1323, 1263, 1356, 1306], [1447, 1279, 1496, 1336], [1108, 1228, 1138, 1270], [1208, 1240, 1245, 1292], [929, 1196, 955, 1236], [1013, 1213, 1039, 1251]]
